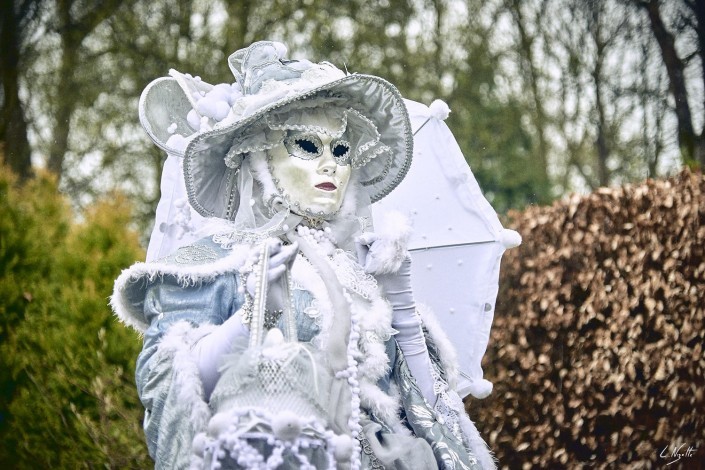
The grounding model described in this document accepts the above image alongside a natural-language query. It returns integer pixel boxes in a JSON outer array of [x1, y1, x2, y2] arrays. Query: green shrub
[[0, 165, 150, 468]]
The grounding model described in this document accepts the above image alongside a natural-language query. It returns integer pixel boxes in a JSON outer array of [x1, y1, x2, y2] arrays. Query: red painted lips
[[315, 182, 337, 191]]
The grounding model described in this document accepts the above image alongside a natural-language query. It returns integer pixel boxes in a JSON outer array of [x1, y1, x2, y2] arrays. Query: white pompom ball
[[187, 109, 201, 130], [331, 434, 354, 461], [271, 411, 302, 441], [467, 378, 493, 399], [197, 97, 230, 121], [210, 83, 233, 103], [429, 99, 451, 121], [263, 328, 285, 346], [165, 134, 188, 153], [192, 432, 208, 456], [499, 229, 522, 249], [208, 412, 232, 436]]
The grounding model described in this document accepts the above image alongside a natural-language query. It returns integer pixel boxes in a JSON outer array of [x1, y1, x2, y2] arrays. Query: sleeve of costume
[[394, 320, 497, 470], [135, 272, 245, 469]]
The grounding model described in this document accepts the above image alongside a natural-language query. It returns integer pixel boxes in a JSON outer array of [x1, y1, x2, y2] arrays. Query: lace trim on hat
[[360, 148, 394, 186], [265, 110, 349, 138], [224, 129, 286, 168]]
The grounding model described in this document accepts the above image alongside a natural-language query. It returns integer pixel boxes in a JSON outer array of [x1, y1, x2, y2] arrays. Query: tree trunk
[[0, 0, 32, 179], [508, 0, 552, 193], [591, 4, 610, 187], [47, 0, 128, 179], [690, 0, 705, 167], [641, 0, 698, 167], [46, 40, 77, 178]]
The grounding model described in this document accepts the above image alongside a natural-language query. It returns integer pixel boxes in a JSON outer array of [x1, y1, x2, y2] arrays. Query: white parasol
[[372, 99, 521, 399]]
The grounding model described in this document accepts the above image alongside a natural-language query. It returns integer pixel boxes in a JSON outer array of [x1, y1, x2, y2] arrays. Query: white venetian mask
[[268, 114, 352, 218]]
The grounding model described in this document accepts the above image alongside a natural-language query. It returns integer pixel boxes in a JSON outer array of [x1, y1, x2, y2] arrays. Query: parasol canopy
[[372, 99, 521, 399]]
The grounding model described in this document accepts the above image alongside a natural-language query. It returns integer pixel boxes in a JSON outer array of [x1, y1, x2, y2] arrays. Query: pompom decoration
[[192, 432, 208, 456], [499, 228, 522, 249], [197, 95, 230, 121], [187, 109, 201, 130], [466, 377, 493, 399], [263, 328, 284, 346], [429, 99, 451, 121], [211, 83, 235, 105], [208, 412, 232, 436], [271, 411, 303, 441], [331, 434, 354, 461], [165, 133, 189, 153]]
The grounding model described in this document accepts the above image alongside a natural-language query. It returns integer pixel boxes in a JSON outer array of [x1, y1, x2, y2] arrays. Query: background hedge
[[470, 169, 704, 469]]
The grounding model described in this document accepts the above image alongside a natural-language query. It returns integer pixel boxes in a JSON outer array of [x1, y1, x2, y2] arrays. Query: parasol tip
[[499, 229, 522, 249], [468, 378, 494, 399], [429, 99, 451, 121]]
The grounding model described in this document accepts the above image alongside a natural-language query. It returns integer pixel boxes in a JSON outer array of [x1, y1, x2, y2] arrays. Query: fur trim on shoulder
[[110, 243, 250, 332], [159, 321, 215, 420]]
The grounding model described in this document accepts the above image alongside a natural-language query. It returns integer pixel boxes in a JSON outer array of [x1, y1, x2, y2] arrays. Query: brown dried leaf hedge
[[468, 169, 704, 469]]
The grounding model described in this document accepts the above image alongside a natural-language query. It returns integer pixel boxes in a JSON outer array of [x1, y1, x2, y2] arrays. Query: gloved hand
[[356, 235, 437, 406], [245, 238, 299, 311], [195, 238, 299, 400], [193, 313, 249, 400]]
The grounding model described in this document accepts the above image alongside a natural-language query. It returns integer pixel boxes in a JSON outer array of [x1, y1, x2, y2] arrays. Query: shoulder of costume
[[110, 236, 250, 333]]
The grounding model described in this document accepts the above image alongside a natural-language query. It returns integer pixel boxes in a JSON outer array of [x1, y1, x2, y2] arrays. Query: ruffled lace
[[266, 107, 348, 138], [328, 249, 379, 300]]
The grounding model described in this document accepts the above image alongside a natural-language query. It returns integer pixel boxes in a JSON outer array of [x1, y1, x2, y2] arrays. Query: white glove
[[195, 238, 299, 400], [193, 313, 249, 400], [356, 236, 438, 406], [245, 239, 299, 311]]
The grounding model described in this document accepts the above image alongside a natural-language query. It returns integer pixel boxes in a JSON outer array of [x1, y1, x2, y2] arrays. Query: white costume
[[112, 41, 514, 469]]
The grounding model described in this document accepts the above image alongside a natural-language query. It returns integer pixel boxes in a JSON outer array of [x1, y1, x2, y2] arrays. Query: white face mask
[[268, 116, 352, 218]]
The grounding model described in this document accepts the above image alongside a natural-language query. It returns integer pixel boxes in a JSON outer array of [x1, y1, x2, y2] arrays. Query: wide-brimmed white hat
[[139, 41, 413, 220]]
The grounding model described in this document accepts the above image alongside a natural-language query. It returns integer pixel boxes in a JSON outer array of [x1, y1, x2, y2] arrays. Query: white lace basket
[[199, 242, 345, 469]]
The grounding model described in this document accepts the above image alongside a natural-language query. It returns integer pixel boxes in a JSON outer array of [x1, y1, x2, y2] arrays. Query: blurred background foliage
[[0, 161, 148, 466], [1, 0, 704, 467]]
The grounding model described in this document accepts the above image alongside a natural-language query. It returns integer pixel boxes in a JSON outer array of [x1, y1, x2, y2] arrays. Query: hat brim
[[182, 74, 413, 219], [138, 77, 196, 155]]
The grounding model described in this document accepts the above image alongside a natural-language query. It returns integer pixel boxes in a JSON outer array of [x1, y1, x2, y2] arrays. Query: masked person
[[112, 41, 496, 470]]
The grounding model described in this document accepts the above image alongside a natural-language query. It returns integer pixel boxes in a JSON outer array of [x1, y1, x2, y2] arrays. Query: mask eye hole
[[285, 133, 323, 160], [295, 138, 320, 155], [331, 140, 351, 165], [332, 142, 349, 157]]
